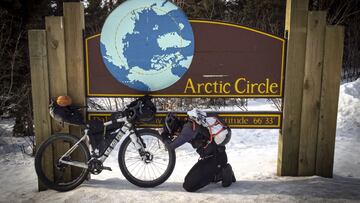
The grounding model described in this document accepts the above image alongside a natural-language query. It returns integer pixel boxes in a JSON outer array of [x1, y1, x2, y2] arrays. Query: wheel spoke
[[150, 161, 166, 172], [151, 160, 168, 166], [126, 158, 141, 168], [143, 164, 147, 180], [149, 163, 159, 179], [55, 169, 65, 184], [134, 162, 146, 178], [125, 155, 141, 160], [127, 160, 142, 172], [145, 137, 157, 152]]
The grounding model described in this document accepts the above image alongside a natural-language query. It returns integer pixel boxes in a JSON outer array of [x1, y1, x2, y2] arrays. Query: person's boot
[[222, 164, 235, 187], [213, 171, 222, 183]]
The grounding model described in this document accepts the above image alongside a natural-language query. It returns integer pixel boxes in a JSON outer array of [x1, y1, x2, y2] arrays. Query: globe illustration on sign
[[100, 0, 195, 92]]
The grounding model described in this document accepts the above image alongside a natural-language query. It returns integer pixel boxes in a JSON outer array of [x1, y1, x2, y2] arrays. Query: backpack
[[205, 116, 231, 146], [187, 108, 231, 146]]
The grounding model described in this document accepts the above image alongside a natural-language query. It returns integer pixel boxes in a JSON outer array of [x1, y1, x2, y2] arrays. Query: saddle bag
[[49, 100, 85, 126]]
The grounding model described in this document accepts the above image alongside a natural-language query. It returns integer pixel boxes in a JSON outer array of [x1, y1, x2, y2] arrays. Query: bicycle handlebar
[[110, 99, 143, 124], [106, 95, 154, 125]]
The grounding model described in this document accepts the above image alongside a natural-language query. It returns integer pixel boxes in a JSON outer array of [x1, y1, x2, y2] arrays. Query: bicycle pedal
[[103, 166, 112, 171]]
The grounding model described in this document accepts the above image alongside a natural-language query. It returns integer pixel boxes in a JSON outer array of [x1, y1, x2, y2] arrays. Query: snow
[[0, 118, 14, 137], [336, 78, 360, 139], [334, 78, 360, 179], [0, 79, 360, 202]]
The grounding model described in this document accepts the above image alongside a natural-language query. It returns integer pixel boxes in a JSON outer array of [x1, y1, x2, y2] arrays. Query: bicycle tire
[[34, 133, 90, 192], [118, 129, 176, 187]]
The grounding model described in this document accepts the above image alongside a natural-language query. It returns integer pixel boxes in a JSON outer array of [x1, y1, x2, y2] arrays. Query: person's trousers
[[183, 150, 228, 192]]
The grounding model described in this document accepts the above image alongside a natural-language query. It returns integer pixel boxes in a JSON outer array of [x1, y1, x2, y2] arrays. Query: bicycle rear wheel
[[34, 134, 90, 191], [118, 129, 176, 187]]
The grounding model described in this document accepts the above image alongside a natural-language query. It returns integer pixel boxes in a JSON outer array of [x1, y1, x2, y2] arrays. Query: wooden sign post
[[63, 2, 86, 179], [316, 26, 345, 177], [279, 0, 345, 177], [278, 0, 309, 176], [29, 3, 86, 191], [28, 30, 53, 191], [298, 11, 327, 176]]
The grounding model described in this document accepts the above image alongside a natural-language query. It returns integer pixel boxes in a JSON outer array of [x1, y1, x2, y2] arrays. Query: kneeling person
[[162, 109, 235, 192]]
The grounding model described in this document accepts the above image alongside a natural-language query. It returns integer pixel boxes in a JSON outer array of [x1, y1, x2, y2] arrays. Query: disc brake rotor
[[141, 151, 153, 164]]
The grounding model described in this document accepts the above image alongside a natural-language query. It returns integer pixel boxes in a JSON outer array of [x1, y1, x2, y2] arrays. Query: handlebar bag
[[127, 96, 156, 123]]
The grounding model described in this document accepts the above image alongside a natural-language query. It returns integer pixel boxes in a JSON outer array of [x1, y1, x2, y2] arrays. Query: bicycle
[[35, 95, 176, 191]]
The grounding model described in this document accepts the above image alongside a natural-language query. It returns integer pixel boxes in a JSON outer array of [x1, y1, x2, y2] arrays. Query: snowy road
[[1, 129, 359, 203]]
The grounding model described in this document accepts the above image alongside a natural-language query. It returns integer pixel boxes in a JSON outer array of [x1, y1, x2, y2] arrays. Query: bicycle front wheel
[[34, 134, 90, 192], [118, 129, 176, 187]]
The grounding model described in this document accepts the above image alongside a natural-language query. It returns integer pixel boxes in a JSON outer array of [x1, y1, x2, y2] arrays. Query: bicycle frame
[[58, 117, 145, 169]]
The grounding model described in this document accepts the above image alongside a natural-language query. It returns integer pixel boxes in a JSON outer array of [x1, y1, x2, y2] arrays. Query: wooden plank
[[28, 30, 53, 191], [45, 16, 71, 181], [298, 11, 327, 176], [277, 0, 309, 176], [316, 26, 345, 177], [63, 2, 86, 178], [64, 2, 85, 110], [45, 16, 69, 133]]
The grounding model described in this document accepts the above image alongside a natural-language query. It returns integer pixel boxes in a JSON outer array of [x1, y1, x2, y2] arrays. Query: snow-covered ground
[[0, 79, 359, 202]]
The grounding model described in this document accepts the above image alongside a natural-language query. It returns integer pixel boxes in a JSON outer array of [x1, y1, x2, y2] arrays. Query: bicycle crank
[[88, 159, 112, 175]]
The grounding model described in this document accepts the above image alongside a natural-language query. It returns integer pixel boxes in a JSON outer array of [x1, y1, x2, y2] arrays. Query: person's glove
[[160, 131, 172, 144]]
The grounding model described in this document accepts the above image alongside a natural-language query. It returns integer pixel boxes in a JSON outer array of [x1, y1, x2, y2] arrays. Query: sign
[[86, 20, 286, 98], [87, 111, 282, 129]]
